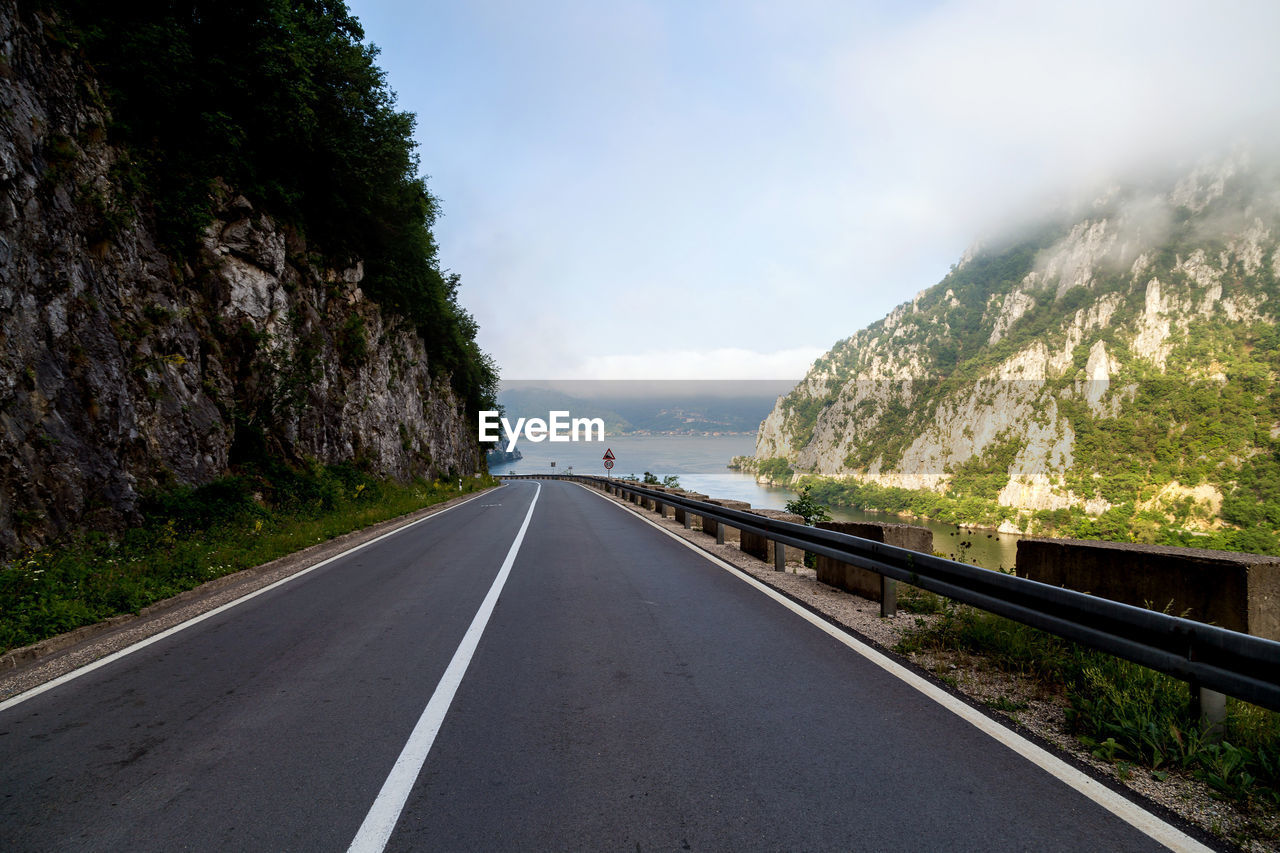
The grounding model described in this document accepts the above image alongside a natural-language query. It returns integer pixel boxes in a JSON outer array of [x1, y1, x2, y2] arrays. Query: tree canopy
[[49, 0, 496, 411]]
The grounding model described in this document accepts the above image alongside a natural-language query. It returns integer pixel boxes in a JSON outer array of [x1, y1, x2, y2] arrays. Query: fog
[[347, 0, 1280, 379]]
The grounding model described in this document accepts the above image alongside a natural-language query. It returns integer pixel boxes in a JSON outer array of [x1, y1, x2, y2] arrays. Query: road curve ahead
[[1, 480, 1198, 851]]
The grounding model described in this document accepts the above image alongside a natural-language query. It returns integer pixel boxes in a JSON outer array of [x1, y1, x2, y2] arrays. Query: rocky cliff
[[757, 151, 1280, 539], [0, 3, 481, 556]]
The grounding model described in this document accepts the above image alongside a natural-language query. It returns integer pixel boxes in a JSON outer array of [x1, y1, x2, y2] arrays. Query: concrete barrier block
[[815, 521, 934, 601], [701, 499, 751, 544], [673, 493, 708, 527], [643, 485, 670, 513], [740, 509, 805, 565], [1016, 538, 1280, 640]]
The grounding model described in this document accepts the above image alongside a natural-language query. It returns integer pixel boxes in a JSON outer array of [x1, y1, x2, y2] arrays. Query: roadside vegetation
[[895, 589, 1280, 816], [788, 471, 1280, 557], [638, 472, 681, 488], [0, 463, 497, 655], [784, 486, 831, 568], [784, 485, 831, 526]]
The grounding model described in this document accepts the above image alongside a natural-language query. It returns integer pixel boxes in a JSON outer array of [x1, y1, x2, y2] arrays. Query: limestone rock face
[[0, 3, 480, 555], [756, 148, 1280, 527]]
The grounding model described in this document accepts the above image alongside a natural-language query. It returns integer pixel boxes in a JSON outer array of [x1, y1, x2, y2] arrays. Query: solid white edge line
[[346, 482, 542, 853], [0, 486, 504, 715], [574, 482, 1212, 853]]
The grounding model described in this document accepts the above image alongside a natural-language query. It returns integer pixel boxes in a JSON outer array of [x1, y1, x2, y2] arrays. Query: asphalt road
[[0, 480, 1191, 851]]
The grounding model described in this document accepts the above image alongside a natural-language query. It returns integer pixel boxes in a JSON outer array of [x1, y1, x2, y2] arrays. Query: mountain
[[496, 386, 632, 435], [754, 151, 1280, 551], [497, 381, 788, 435], [0, 2, 491, 556]]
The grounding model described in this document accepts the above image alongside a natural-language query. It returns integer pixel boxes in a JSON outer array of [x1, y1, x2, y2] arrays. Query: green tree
[[786, 486, 832, 526], [49, 0, 497, 412]]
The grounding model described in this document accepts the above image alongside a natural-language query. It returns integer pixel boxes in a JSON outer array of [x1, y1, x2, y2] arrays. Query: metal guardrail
[[502, 474, 1280, 713]]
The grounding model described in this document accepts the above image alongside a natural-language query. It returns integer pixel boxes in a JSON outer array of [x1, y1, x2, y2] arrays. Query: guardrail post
[[741, 509, 804, 567], [880, 575, 897, 618], [1190, 682, 1227, 742]]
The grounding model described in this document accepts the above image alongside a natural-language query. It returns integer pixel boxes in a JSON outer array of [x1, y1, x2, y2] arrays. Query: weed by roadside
[[896, 604, 1280, 811], [897, 584, 950, 615], [0, 463, 497, 654]]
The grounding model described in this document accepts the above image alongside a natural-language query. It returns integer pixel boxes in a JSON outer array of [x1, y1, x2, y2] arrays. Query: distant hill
[[754, 151, 1280, 552], [498, 381, 788, 435], [496, 387, 631, 435]]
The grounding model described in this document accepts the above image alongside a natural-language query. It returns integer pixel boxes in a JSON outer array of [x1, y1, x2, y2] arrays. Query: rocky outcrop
[[756, 148, 1280, 529], [0, 4, 480, 556]]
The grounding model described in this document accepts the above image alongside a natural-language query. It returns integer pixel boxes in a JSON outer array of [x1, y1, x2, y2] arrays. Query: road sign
[[603, 448, 615, 461], [604, 459, 614, 470]]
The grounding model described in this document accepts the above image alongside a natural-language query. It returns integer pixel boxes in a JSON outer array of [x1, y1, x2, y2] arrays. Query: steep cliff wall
[[0, 4, 481, 556], [757, 151, 1280, 538]]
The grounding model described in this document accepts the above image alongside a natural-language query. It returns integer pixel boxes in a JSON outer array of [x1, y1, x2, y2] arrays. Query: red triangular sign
[[603, 448, 615, 460]]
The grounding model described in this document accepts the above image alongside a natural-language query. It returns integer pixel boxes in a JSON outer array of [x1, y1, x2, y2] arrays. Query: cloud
[[835, 0, 1280, 239], [351, 0, 1280, 383]]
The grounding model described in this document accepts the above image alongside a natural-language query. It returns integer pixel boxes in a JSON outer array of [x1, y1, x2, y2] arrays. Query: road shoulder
[[0, 486, 501, 703]]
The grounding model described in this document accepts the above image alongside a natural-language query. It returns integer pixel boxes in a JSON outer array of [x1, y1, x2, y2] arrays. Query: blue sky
[[344, 0, 1280, 379]]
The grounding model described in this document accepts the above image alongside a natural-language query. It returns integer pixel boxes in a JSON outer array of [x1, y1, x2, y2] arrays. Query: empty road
[[0, 480, 1204, 851]]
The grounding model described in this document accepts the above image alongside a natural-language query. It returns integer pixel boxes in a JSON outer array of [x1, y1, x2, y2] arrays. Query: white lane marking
[[347, 482, 541, 853], [575, 483, 1210, 853], [0, 487, 505, 714]]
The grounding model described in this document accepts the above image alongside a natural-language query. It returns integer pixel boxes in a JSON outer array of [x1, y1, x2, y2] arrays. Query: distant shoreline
[[612, 430, 758, 437]]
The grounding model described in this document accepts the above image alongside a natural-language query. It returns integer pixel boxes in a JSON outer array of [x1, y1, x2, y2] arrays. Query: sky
[[343, 0, 1280, 380]]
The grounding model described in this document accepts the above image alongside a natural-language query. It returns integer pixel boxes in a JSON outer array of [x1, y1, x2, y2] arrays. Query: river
[[488, 434, 1021, 571]]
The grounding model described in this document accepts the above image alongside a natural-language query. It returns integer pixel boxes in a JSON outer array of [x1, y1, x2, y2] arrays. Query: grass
[[1, 461, 498, 655], [896, 603, 1280, 810], [897, 583, 950, 615]]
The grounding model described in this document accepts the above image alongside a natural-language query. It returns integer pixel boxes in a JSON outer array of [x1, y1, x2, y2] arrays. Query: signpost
[[603, 448, 615, 476]]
